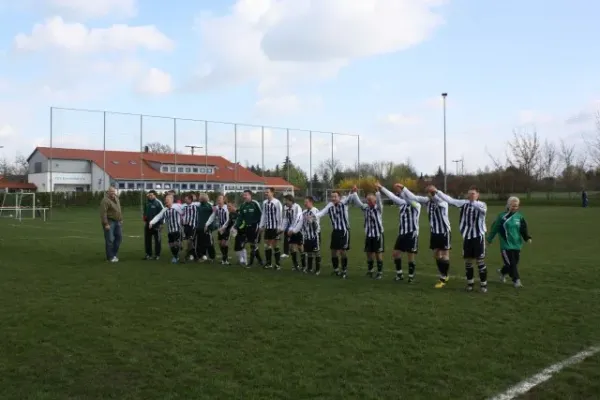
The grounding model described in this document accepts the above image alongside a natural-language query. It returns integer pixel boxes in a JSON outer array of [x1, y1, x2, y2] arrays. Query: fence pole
[[103, 111, 106, 190], [234, 124, 238, 186], [204, 121, 208, 190], [173, 118, 178, 187], [286, 128, 290, 183], [309, 130, 313, 196], [331, 132, 334, 190], [139, 114, 144, 214], [357, 134, 361, 184], [261, 126, 265, 180], [49, 107, 53, 217]]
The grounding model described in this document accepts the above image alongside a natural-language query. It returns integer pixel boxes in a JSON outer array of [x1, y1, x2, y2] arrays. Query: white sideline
[[488, 345, 600, 400]]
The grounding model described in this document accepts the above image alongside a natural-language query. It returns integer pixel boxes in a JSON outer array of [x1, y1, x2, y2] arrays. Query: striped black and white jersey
[[150, 204, 183, 234], [283, 203, 303, 232], [206, 205, 229, 229], [182, 203, 198, 228], [401, 187, 450, 234], [434, 190, 487, 239], [350, 192, 384, 238], [380, 186, 421, 235], [315, 196, 350, 231], [259, 197, 283, 230], [291, 207, 321, 241]]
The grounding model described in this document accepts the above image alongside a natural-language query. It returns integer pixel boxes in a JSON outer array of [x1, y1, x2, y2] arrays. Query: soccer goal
[[0, 192, 47, 221], [325, 188, 365, 200]]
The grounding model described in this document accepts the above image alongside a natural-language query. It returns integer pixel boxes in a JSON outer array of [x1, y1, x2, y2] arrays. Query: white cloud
[[193, 0, 445, 94], [46, 0, 136, 18], [0, 124, 16, 138], [255, 94, 322, 116], [135, 68, 173, 95], [14, 16, 174, 53], [378, 113, 420, 128]]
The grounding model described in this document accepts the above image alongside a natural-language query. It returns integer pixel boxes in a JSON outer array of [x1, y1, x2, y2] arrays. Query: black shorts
[[244, 224, 260, 244], [330, 229, 350, 251], [430, 232, 451, 250], [167, 232, 181, 244], [183, 226, 195, 240], [394, 232, 418, 253], [463, 236, 486, 259], [303, 234, 321, 253], [288, 232, 303, 245], [264, 228, 280, 241], [233, 232, 247, 252], [364, 235, 384, 253], [217, 230, 230, 241]]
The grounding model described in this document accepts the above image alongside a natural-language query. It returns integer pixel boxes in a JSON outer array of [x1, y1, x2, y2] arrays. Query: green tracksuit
[[487, 211, 531, 250], [487, 210, 531, 282], [144, 198, 164, 225], [195, 202, 214, 231], [235, 200, 262, 230]]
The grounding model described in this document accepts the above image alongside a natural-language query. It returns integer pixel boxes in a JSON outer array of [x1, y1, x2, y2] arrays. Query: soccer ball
[[9, 214, 13, 217]]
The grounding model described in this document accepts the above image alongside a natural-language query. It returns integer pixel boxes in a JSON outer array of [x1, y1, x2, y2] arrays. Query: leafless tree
[[586, 110, 600, 167], [559, 139, 575, 171], [145, 142, 174, 154], [317, 158, 342, 181], [506, 128, 541, 179], [12, 154, 28, 175], [538, 140, 559, 179]]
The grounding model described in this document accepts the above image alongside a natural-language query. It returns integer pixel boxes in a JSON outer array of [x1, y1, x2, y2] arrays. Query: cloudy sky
[[0, 0, 599, 176]]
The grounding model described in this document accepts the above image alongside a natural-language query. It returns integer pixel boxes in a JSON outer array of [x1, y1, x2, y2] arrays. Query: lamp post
[[442, 93, 448, 192]]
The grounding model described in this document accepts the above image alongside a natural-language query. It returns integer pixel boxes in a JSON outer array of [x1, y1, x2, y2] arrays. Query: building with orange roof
[[26, 147, 296, 194]]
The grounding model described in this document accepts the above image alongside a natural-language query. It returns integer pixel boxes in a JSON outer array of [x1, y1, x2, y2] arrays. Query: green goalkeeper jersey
[[234, 200, 262, 229], [487, 210, 531, 250]]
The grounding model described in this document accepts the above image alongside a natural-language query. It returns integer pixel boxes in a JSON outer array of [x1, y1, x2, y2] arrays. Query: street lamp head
[[441, 93, 448, 97]]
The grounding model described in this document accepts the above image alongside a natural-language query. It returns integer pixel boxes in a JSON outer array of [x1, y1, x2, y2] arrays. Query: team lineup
[[136, 184, 532, 292]]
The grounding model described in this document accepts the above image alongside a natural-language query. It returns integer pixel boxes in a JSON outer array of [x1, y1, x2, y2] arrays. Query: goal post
[[0, 192, 46, 221]]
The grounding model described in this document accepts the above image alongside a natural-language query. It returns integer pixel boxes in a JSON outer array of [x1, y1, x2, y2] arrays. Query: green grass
[[1, 205, 599, 400]]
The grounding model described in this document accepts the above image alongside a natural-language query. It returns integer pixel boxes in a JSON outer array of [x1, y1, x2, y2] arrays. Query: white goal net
[[0, 192, 46, 221]]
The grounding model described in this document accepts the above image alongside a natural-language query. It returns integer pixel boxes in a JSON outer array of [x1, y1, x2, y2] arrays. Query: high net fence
[[47, 107, 361, 207]]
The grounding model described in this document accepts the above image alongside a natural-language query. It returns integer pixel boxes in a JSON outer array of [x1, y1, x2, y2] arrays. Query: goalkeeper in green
[[231, 190, 264, 267], [486, 196, 532, 288]]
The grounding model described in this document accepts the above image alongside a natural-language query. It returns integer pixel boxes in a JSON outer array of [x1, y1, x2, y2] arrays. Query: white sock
[[237, 250, 246, 263]]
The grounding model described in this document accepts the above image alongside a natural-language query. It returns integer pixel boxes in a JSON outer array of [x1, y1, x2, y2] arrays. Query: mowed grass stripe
[[1, 205, 599, 399]]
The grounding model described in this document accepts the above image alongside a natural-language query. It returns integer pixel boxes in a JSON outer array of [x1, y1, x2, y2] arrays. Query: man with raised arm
[[282, 194, 304, 271], [349, 186, 385, 280], [314, 190, 352, 278], [377, 183, 421, 283], [149, 194, 183, 264], [397, 184, 452, 288], [428, 185, 488, 293]]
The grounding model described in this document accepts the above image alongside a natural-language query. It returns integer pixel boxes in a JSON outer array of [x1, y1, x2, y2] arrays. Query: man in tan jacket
[[100, 186, 123, 262]]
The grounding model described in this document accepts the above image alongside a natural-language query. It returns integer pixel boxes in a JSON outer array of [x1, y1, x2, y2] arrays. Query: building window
[[127, 183, 134, 189], [177, 167, 184, 173], [207, 184, 213, 190], [170, 166, 176, 172], [155, 184, 162, 189], [118, 182, 126, 189], [213, 184, 221, 191], [181, 184, 188, 190], [34, 162, 42, 173], [190, 184, 196, 189], [136, 183, 143, 189], [164, 184, 171, 189], [199, 167, 206, 173], [197, 184, 204, 190], [173, 183, 180, 189], [192, 167, 198, 173], [185, 167, 191, 173], [161, 166, 168, 172], [146, 183, 153, 189], [206, 168, 213, 174], [251, 186, 257, 191]]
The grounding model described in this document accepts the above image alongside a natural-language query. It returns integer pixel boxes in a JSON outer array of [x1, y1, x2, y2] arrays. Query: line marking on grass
[[488, 345, 600, 400]]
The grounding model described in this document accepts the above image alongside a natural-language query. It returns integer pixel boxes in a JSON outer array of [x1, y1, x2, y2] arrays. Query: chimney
[[144, 146, 149, 153]]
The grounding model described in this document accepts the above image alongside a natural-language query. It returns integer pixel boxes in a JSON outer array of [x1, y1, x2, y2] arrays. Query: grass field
[[1, 204, 599, 399]]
